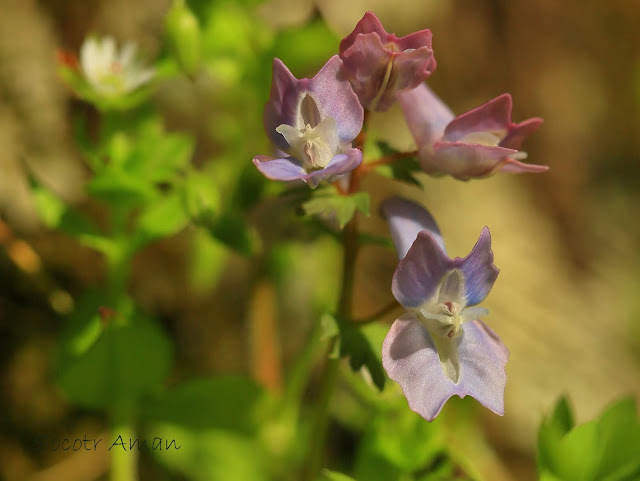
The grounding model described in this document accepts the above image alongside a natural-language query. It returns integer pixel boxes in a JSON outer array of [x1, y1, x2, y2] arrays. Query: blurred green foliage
[[538, 397, 640, 481]]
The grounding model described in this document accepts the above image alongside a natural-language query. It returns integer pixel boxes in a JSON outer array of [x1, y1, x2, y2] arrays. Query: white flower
[[79, 36, 154, 97]]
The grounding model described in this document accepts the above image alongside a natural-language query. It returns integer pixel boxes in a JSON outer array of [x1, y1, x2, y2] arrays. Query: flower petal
[[382, 314, 508, 421], [499, 158, 550, 174], [304, 148, 362, 188], [340, 32, 392, 109], [308, 56, 364, 143], [392, 230, 450, 308], [397, 83, 454, 148], [500, 117, 544, 150], [263, 59, 300, 152], [339, 11, 389, 52], [380, 197, 446, 259], [252, 155, 306, 181], [453, 227, 499, 306], [442, 94, 514, 142], [428, 141, 520, 179]]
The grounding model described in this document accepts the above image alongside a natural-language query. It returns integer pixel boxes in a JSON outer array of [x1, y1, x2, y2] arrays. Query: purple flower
[[380, 197, 509, 421], [398, 83, 548, 179], [253, 56, 364, 188], [339, 12, 436, 111]]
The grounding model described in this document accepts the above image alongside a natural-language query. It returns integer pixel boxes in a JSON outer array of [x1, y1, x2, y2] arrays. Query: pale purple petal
[[263, 59, 300, 152], [303, 148, 362, 187], [428, 141, 520, 180], [442, 94, 513, 142], [397, 83, 454, 148], [252, 155, 306, 181], [452, 227, 499, 306], [308, 56, 364, 143], [382, 314, 508, 421], [380, 197, 446, 259], [392, 230, 450, 308]]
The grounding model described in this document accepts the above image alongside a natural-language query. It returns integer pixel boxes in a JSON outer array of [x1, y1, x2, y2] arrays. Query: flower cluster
[[252, 12, 548, 420]]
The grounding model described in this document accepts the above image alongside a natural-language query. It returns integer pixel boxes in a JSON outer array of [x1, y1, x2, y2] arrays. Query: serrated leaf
[[329, 314, 385, 391], [302, 192, 370, 229]]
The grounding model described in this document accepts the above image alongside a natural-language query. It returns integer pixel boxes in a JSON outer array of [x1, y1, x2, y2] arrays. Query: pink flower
[[339, 12, 436, 111], [398, 84, 548, 179]]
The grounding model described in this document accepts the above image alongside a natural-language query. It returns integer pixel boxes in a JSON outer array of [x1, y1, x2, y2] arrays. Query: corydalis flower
[[381, 197, 508, 421], [253, 56, 364, 188], [339, 12, 436, 111], [398, 84, 548, 179], [80, 36, 154, 97]]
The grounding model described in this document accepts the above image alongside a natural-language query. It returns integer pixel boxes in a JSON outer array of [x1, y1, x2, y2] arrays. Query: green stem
[[110, 405, 138, 481], [303, 216, 360, 480]]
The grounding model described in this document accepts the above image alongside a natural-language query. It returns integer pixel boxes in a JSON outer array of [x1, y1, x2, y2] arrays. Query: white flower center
[[276, 117, 339, 171], [415, 269, 489, 340]]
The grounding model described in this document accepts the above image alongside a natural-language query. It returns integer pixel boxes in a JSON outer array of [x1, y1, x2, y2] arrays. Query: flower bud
[[166, 0, 202, 76]]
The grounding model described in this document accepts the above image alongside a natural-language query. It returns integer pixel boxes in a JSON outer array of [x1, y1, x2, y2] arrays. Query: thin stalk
[[110, 405, 138, 481], [303, 216, 359, 480]]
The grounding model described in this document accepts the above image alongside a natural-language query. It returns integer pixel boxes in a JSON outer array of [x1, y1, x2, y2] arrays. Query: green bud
[[166, 0, 202, 76]]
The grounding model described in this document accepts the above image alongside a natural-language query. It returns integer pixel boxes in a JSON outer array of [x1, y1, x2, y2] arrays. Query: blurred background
[[1, 0, 639, 480]]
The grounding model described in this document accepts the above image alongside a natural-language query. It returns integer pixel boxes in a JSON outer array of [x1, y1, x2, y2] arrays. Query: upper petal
[[263, 59, 300, 151], [339, 11, 388, 53], [392, 230, 451, 308], [397, 83, 454, 148], [442, 94, 514, 142], [500, 117, 544, 150], [380, 197, 446, 260], [451, 227, 499, 306], [308, 56, 364, 144], [382, 314, 508, 421]]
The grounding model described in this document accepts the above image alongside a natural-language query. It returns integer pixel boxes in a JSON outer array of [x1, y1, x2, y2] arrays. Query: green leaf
[[538, 396, 575, 473], [319, 469, 356, 481], [323, 313, 385, 391], [87, 166, 157, 208], [149, 426, 268, 481], [596, 398, 640, 481], [355, 406, 444, 480], [57, 317, 172, 408], [537, 396, 640, 481], [373, 142, 423, 187], [205, 211, 260, 256], [143, 376, 264, 435], [302, 192, 370, 229], [145, 376, 269, 481], [133, 192, 190, 248]]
